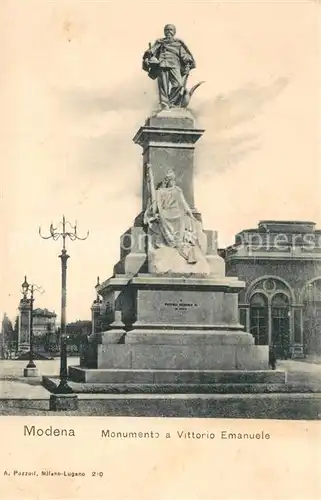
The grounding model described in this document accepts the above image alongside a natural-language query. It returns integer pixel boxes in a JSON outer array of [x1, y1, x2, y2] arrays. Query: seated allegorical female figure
[[144, 168, 209, 274]]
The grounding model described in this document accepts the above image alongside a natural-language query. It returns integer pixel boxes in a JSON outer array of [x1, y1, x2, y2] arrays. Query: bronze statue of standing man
[[142, 24, 197, 109]]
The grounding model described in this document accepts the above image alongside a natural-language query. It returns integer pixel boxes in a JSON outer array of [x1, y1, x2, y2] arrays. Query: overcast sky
[[1, 0, 319, 323]]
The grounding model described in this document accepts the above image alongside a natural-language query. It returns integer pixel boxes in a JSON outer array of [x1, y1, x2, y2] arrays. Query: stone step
[[69, 366, 286, 384], [96, 344, 269, 370], [2, 392, 321, 419], [76, 392, 321, 419], [42, 376, 321, 395]]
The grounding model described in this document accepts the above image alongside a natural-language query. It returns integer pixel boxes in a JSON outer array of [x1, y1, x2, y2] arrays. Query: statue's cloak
[[142, 38, 196, 80]]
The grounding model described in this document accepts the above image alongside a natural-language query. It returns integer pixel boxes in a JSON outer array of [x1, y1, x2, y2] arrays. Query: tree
[[1, 313, 14, 354]]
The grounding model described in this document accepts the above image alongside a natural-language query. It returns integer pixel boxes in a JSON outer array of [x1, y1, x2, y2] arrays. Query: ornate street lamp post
[[21, 276, 44, 377], [39, 215, 89, 393]]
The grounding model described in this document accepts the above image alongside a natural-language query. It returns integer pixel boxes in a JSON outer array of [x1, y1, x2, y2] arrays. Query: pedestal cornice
[[133, 126, 204, 151], [97, 273, 245, 294]]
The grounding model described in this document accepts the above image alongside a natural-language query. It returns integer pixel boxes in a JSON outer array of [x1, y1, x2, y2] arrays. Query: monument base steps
[[69, 367, 286, 384]]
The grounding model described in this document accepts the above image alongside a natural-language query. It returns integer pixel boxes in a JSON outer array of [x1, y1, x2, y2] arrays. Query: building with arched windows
[[223, 221, 321, 358]]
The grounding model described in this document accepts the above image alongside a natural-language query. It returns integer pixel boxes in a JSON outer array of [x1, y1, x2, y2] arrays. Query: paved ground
[[0, 358, 320, 416], [1, 357, 321, 395], [301, 355, 321, 365], [0, 357, 79, 399]]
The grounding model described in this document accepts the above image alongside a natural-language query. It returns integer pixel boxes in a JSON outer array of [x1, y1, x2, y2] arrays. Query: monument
[[67, 24, 285, 391]]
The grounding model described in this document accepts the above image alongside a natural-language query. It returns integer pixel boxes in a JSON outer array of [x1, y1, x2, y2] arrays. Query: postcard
[[0, 1, 320, 499]]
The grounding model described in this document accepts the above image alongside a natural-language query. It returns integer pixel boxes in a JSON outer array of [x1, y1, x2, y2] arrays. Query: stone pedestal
[[80, 274, 271, 375], [69, 109, 283, 393], [49, 394, 78, 411], [133, 108, 203, 214], [23, 367, 39, 377]]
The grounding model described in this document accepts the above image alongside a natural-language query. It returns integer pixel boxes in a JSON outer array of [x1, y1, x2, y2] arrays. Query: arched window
[[246, 277, 297, 354], [271, 293, 290, 358], [250, 293, 268, 345]]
